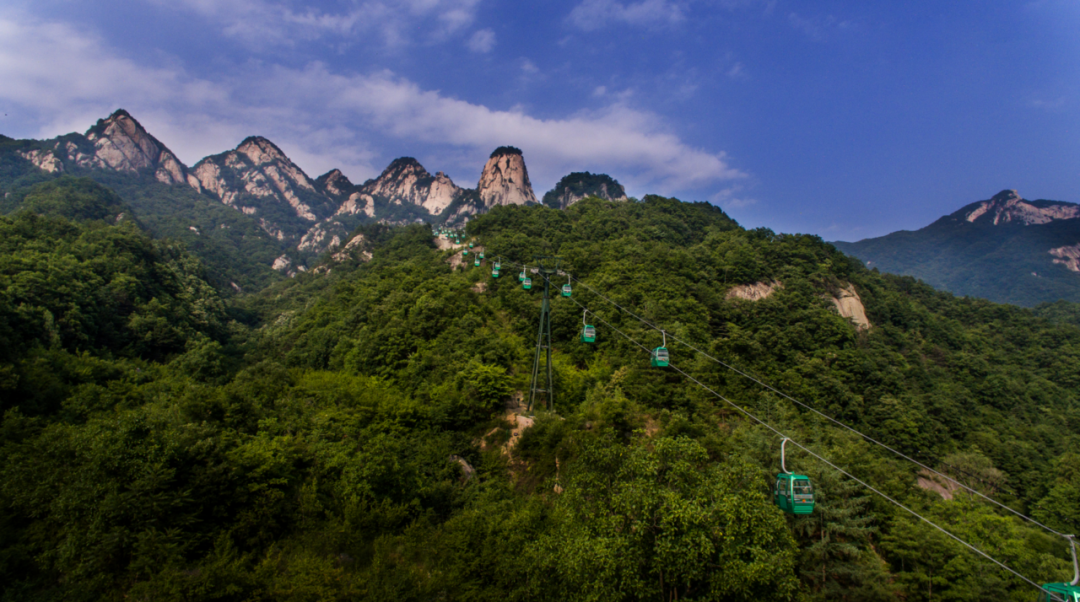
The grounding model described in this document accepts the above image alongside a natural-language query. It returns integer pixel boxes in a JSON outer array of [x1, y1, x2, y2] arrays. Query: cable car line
[[564, 294, 1062, 599], [564, 271, 1071, 540]]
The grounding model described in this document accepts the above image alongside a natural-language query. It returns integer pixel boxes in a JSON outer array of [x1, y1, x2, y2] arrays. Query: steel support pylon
[[528, 256, 560, 411]]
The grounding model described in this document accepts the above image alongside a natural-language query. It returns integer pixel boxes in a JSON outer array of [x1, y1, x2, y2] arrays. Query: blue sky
[[1, 0, 1078, 241]]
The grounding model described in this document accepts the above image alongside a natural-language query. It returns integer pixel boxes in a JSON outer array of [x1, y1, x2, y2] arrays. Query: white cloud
[[145, 0, 483, 48], [271, 64, 745, 188], [467, 28, 496, 53], [567, 0, 770, 31], [709, 185, 756, 209], [0, 13, 745, 197], [568, 0, 687, 31], [787, 12, 854, 42]]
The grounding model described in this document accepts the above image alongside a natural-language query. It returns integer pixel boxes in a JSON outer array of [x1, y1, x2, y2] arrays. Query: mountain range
[[833, 189, 1080, 307], [0, 109, 628, 281]]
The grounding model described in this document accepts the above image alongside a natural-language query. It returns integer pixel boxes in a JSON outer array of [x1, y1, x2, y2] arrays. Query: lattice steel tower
[[528, 256, 561, 411]]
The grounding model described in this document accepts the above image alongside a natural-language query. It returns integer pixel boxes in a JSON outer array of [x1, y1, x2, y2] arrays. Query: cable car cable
[[567, 295, 1062, 600], [565, 272, 1072, 540]]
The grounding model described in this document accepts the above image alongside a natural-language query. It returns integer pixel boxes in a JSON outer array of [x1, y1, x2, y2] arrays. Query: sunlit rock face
[[477, 147, 537, 209], [16, 109, 192, 185], [963, 189, 1080, 225], [365, 158, 464, 215], [189, 136, 338, 239]]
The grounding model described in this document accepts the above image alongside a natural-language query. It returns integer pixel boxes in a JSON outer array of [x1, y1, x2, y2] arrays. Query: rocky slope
[[833, 189, 1080, 306], [3, 109, 558, 269], [11, 110, 191, 186], [477, 146, 537, 208], [189, 137, 339, 241], [542, 171, 627, 209]]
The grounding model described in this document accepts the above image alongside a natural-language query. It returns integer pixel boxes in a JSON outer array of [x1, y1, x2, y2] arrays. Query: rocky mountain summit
[[957, 189, 1080, 226], [13, 110, 191, 186], [4, 108, 637, 274], [190, 137, 339, 241], [477, 147, 537, 208], [833, 189, 1080, 306], [542, 171, 628, 209]]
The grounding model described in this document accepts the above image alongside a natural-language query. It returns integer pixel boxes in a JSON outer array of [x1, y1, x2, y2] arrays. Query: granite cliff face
[[477, 147, 537, 209], [14, 110, 191, 185], [961, 189, 1080, 226], [190, 137, 337, 241], [367, 158, 464, 215], [6, 109, 565, 272]]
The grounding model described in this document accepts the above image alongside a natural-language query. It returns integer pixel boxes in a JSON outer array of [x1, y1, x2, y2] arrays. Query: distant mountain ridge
[[833, 190, 1080, 307], [2, 109, 629, 275]]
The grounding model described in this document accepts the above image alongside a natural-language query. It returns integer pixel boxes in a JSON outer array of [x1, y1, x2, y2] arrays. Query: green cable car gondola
[[479, 252, 484, 259], [522, 277, 532, 290], [469, 243, 474, 248], [581, 311, 596, 343], [519, 269, 526, 282], [492, 268, 500, 278], [562, 275, 572, 297], [494, 260, 501, 270], [774, 438, 815, 515], [474, 257, 481, 267], [651, 331, 669, 367], [463, 249, 468, 256], [1039, 535, 1080, 602]]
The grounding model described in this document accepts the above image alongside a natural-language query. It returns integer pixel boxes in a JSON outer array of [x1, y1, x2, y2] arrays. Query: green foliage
[[833, 210, 1080, 307], [541, 171, 627, 208], [533, 436, 798, 601], [2, 194, 1079, 600]]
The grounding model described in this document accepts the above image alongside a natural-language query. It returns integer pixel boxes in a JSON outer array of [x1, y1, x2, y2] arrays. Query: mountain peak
[[316, 169, 353, 198], [478, 147, 536, 208], [490, 146, 522, 158], [79, 108, 188, 185], [387, 157, 425, 170], [236, 136, 289, 165], [991, 189, 1021, 202], [543, 171, 628, 209], [961, 190, 1079, 226]]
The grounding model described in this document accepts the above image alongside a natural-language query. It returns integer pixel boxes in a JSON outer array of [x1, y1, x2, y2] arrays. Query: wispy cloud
[[467, 28, 496, 53], [568, 0, 687, 31], [1028, 97, 1067, 110], [567, 0, 770, 31], [142, 0, 483, 48], [0, 13, 746, 196], [709, 185, 756, 209], [787, 12, 854, 42]]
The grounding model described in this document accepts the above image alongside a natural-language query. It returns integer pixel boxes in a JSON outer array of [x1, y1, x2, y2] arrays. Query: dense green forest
[[0, 138, 286, 292], [1, 182, 1078, 601]]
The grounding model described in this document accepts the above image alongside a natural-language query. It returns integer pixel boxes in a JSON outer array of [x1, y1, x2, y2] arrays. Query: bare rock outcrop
[[365, 158, 464, 215], [726, 281, 782, 301], [963, 189, 1080, 225], [830, 284, 871, 330], [331, 233, 373, 263], [84, 110, 190, 185], [477, 147, 537, 209], [190, 137, 336, 234], [17, 149, 64, 173], [1050, 244, 1080, 272], [315, 169, 353, 200]]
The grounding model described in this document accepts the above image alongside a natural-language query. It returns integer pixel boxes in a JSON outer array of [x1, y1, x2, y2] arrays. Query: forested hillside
[[833, 190, 1080, 307], [1, 191, 1078, 601]]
